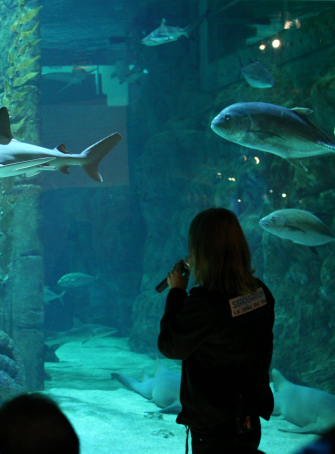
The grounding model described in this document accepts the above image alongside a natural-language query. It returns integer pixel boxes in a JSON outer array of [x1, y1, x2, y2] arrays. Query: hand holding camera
[[156, 258, 190, 293]]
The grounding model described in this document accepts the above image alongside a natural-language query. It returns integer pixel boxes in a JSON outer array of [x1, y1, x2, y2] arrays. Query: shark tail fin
[[0, 107, 14, 145], [81, 133, 122, 182]]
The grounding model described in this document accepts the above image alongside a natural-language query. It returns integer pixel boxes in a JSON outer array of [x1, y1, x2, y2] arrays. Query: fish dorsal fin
[[286, 158, 309, 172], [141, 369, 150, 382], [0, 107, 13, 145], [272, 368, 291, 392], [154, 357, 165, 376], [59, 166, 71, 175], [161, 18, 166, 26], [73, 317, 83, 328], [291, 107, 314, 117], [55, 143, 72, 154]]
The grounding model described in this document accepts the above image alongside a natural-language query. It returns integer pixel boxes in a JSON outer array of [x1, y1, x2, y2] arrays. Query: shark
[[0, 107, 122, 181], [111, 358, 181, 414], [43, 67, 97, 92], [272, 368, 335, 434], [141, 10, 209, 46], [45, 318, 117, 346]]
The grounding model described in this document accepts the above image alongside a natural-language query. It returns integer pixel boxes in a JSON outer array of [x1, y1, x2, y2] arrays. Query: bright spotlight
[[272, 39, 281, 48]]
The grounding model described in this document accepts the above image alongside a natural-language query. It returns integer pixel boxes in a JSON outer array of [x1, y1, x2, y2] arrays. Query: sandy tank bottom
[[44, 337, 317, 454]]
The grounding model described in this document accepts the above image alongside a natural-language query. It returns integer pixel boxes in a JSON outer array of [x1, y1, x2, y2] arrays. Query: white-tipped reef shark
[[141, 10, 208, 46], [0, 106, 122, 181], [272, 368, 335, 434], [45, 318, 117, 346], [111, 359, 181, 414]]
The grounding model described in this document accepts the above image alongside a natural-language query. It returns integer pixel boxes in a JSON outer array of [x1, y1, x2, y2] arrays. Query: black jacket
[[158, 279, 275, 428]]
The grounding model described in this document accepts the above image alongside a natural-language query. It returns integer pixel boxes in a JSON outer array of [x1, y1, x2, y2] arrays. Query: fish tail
[[59, 291, 66, 305], [80, 133, 122, 182]]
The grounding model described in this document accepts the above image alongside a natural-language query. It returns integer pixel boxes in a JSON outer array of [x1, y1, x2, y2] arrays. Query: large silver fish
[[211, 102, 335, 171], [142, 10, 208, 46], [57, 272, 96, 288], [259, 209, 335, 247], [0, 107, 122, 181]]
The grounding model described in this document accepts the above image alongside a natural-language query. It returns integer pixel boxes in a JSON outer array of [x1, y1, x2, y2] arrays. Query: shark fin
[[55, 143, 72, 154], [290, 107, 314, 117], [141, 369, 150, 382], [59, 166, 71, 175], [59, 291, 66, 305], [286, 158, 309, 172], [0, 107, 14, 145], [278, 423, 321, 434], [272, 369, 291, 392], [158, 402, 182, 414], [81, 132, 122, 182], [154, 358, 166, 376]]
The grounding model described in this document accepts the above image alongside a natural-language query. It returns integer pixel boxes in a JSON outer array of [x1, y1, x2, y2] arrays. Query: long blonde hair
[[188, 207, 257, 295]]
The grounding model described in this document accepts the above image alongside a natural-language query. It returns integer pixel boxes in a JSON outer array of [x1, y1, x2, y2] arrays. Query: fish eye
[[224, 114, 231, 121]]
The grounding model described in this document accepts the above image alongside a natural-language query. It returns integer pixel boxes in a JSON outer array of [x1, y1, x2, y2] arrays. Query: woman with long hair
[[158, 207, 275, 454]]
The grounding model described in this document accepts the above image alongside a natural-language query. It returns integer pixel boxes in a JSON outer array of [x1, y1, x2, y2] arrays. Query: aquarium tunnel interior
[[0, 0, 335, 452]]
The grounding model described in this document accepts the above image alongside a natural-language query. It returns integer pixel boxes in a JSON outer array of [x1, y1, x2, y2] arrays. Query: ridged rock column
[[2, 184, 44, 391]]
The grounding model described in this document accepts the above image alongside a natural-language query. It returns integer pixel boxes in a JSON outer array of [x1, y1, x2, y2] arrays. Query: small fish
[[57, 272, 97, 288], [43, 67, 96, 92], [259, 209, 335, 247], [45, 318, 117, 346], [119, 67, 148, 84], [111, 60, 148, 84], [44, 287, 66, 305], [142, 10, 208, 46], [211, 102, 335, 171], [240, 59, 274, 88], [0, 106, 122, 181]]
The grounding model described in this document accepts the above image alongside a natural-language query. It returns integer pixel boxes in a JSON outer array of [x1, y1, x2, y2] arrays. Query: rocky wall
[[0, 0, 44, 391]]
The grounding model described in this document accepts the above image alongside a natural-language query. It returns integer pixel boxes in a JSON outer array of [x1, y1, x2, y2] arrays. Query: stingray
[[272, 368, 335, 434], [111, 359, 181, 414]]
